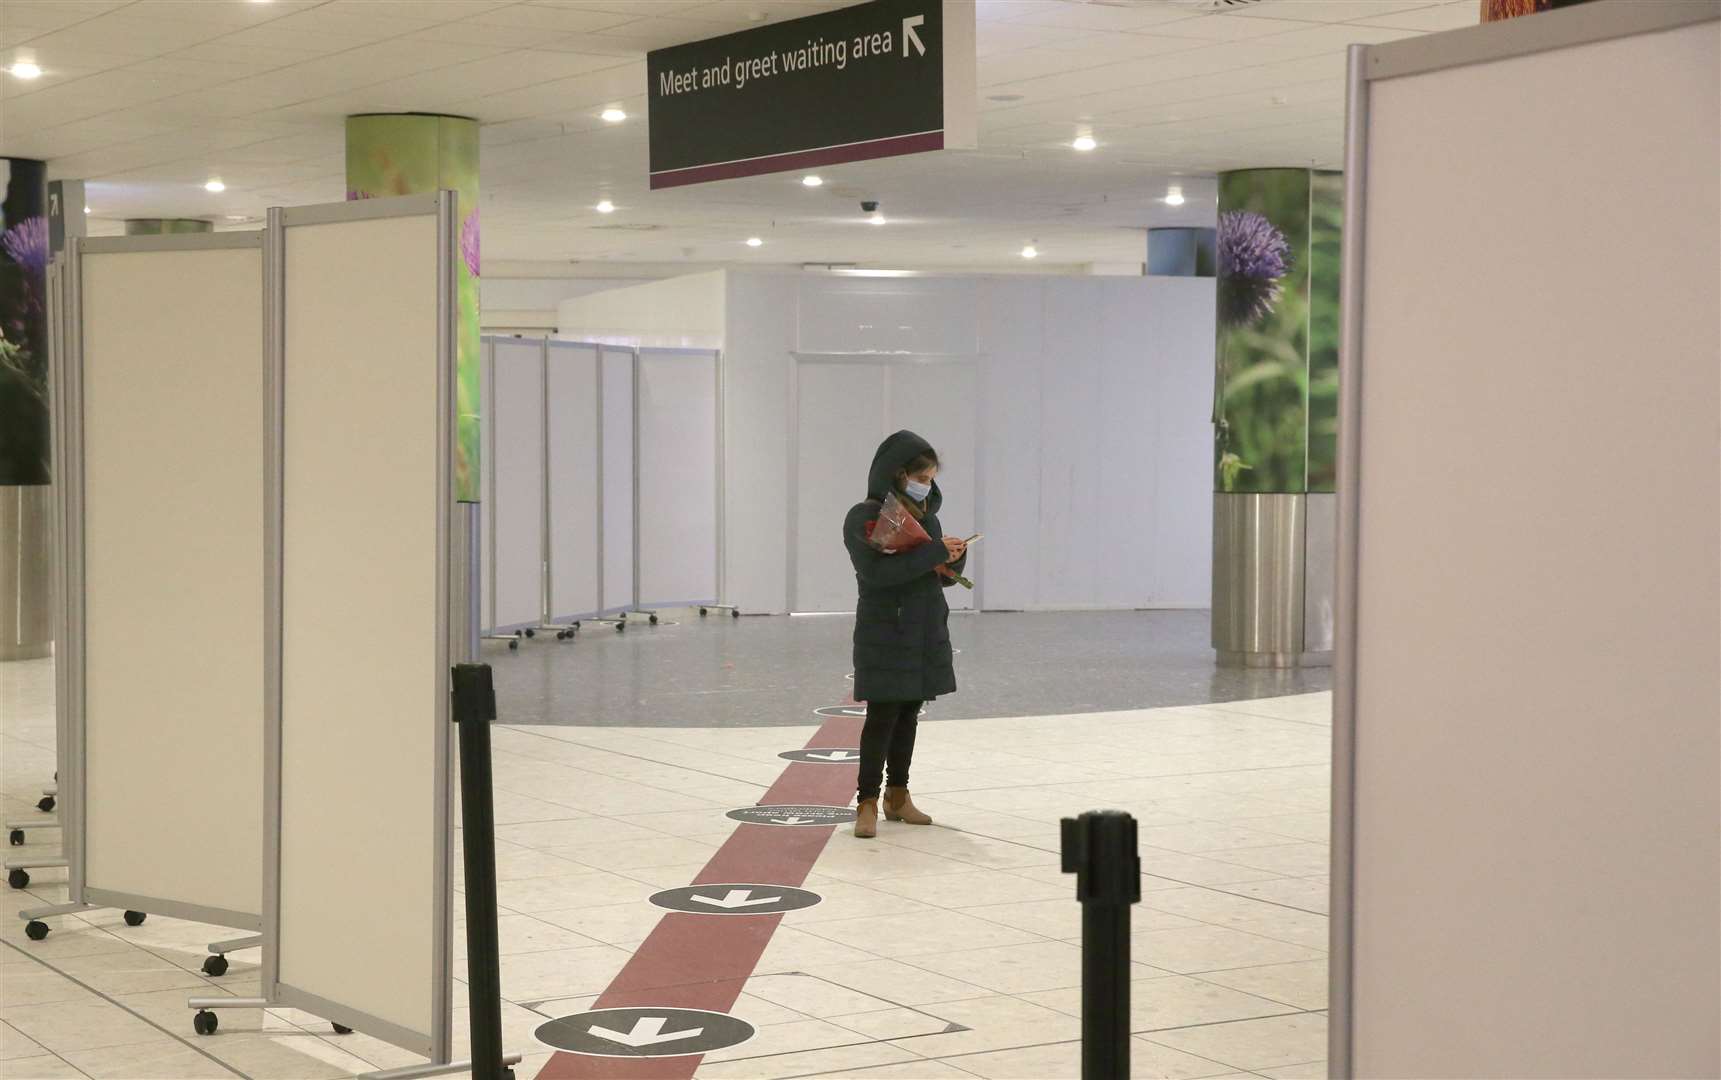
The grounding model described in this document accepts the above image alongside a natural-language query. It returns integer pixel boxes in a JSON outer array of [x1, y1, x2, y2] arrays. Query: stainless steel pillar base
[[1212, 493, 1336, 668], [0, 485, 52, 661]]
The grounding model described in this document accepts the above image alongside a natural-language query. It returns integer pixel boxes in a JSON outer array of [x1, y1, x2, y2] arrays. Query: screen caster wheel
[[194, 1010, 218, 1036], [24, 920, 48, 941], [202, 954, 229, 977], [648, 614, 659, 625], [523, 629, 535, 639], [615, 622, 626, 633], [9, 829, 23, 846], [507, 640, 518, 651], [732, 608, 741, 618], [8, 869, 29, 889], [332, 1023, 352, 1035], [123, 910, 146, 927], [37, 796, 54, 813]]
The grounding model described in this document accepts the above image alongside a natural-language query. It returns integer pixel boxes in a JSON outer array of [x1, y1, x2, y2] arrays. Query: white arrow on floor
[[804, 750, 858, 762], [587, 1016, 704, 1048], [771, 816, 814, 825], [903, 14, 925, 57], [690, 888, 779, 909]]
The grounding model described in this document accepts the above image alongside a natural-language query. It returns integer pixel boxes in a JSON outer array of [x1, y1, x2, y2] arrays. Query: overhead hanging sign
[[646, 0, 977, 189]]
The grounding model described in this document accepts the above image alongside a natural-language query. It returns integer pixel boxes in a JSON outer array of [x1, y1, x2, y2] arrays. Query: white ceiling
[[0, 0, 1479, 271]]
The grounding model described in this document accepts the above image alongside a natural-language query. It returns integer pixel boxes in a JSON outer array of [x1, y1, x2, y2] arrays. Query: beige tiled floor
[[0, 656, 1330, 1079]]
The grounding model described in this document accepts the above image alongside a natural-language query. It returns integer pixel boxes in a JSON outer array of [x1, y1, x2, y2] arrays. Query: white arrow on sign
[[772, 816, 814, 825], [903, 14, 925, 57], [588, 1016, 705, 1048], [690, 888, 780, 909], [806, 750, 858, 762]]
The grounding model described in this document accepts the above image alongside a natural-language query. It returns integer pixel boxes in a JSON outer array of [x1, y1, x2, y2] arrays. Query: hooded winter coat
[[844, 430, 967, 704]]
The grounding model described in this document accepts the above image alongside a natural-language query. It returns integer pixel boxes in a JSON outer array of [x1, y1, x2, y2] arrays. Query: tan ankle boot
[[884, 787, 932, 825], [854, 798, 879, 839]]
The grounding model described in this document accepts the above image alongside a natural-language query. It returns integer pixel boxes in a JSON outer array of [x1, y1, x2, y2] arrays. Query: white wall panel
[[278, 210, 444, 1044], [1035, 279, 1107, 608], [723, 273, 796, 614], [489, 339, 544, 631], [546, 341, 601, 620], [598, 345, 635, 612], [794, 362, 886, 612], [1345, 15, 1719, 1077], [889, 364, 978, 611], [975, 279, 1045, 611], [79, 243, 264, 927], [636, 349, 719, 606]]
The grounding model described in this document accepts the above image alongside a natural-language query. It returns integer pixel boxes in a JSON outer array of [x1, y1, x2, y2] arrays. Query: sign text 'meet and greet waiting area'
[[646, 0, 977, 188]]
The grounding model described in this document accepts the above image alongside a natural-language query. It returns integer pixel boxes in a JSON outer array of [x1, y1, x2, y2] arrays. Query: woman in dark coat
[[843, 430, 967, 839]]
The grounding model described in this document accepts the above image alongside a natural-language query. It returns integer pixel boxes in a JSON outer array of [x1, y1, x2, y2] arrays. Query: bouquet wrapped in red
[[864, 492, 974, 589]]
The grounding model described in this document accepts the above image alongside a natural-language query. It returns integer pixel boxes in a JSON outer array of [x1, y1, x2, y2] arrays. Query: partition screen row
[[479, 338, 722, 634], [48, 194, 464, 1066]]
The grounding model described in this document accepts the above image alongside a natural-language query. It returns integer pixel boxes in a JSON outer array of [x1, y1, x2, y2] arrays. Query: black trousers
[[857, 700, 922, 802]]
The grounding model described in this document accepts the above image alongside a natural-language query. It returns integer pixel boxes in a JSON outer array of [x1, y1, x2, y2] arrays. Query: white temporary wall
[[546, 341, 601, 620], [636, 349, 719, 607], [720, 272, 1215, 614], [1336, 8, 1720, 1078], [275, 200, 452, 1053], [74, 237, 264, 928], [487, 338, 545, 632]]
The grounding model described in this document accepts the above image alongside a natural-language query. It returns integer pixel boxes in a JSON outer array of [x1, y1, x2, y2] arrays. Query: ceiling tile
[[1349, 1, 1480, 32]]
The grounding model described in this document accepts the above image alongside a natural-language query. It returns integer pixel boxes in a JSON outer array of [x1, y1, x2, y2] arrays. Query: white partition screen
[[546, 341, 601, 620], [1333, 7, 1720, 1078], [488, 338, 545, 632], [598, 345, 636, 612], [63, 234, 265, 929], [636, 348, 719, 607], [270, 195, 456, 1058]]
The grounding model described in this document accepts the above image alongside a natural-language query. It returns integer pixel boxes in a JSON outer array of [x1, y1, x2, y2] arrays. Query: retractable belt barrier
[[452, 663, 511, 1080], [1061, 809, 1141, 1080]]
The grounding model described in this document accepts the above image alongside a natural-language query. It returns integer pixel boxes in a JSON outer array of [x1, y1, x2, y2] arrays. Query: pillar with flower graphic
[[1211, 167, 1342, 667], [345, 113, 481, 502]]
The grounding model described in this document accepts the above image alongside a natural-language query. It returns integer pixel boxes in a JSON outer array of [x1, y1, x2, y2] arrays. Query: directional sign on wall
[[536, 1007, 755, 1057], [646, 0, 977, 189]]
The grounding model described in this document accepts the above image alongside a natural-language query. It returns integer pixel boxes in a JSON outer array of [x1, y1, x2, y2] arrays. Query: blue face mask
[[904, 478, 932, 502]]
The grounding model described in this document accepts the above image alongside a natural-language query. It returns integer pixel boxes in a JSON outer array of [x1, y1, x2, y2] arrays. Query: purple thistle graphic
[[345, 189, 374, 201], [1216, 210, 1291, 328], [0, 216, 49, 278], [460, 207, 480, 278]]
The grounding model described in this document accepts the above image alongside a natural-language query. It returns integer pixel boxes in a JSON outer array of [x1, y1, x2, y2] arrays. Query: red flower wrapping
[[864, 492, 973, 588]]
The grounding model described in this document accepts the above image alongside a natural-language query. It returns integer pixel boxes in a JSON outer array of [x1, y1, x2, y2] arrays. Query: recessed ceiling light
[[1165, 187, 1185, 207], [600, 107, 626, 123], [1021, 245, 1038, 259], [801, 175, 823, 188], [746, 237, 764, 247], [869, 213, 886, 226], [204, 178, 226, 193], [1072, 135, 1097, 152], [8, 61, 42, 80], [82, 206, 91, 214], [595, 199, 615, 214], [987, 93, 1024, 103], [225, 214, 248, 221]]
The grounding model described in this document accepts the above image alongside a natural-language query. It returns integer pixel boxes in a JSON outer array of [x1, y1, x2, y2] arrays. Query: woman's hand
[[942, 536, 967, 563]]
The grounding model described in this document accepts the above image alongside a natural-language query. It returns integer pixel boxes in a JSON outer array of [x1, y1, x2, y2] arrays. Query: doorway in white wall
[[790, 354, 977, 613]]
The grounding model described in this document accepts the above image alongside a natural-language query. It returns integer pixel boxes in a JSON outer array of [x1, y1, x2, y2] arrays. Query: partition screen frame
[[47, 231, 267, 932], [1329, 4, 1721, 1075], [634, 347, 723, 609], [485, 337, 547, 633], [261, 192, 460, 1062]]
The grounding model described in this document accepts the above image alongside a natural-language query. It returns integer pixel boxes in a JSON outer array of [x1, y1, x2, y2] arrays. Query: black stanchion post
[[1061, 809, 1140, 1080], [452, 663, 510, 1080]]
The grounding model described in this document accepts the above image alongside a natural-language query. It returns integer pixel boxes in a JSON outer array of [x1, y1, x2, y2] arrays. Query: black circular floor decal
[[535, 1007, 753, 1057], [649, 883, 822, 915], [812, 705, 868, 719], [726, 804, 857, 827], [778, 748, 861, 764]]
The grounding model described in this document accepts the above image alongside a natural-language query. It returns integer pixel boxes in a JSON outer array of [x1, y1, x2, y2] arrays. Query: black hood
[[866, 429, 941, 512]]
